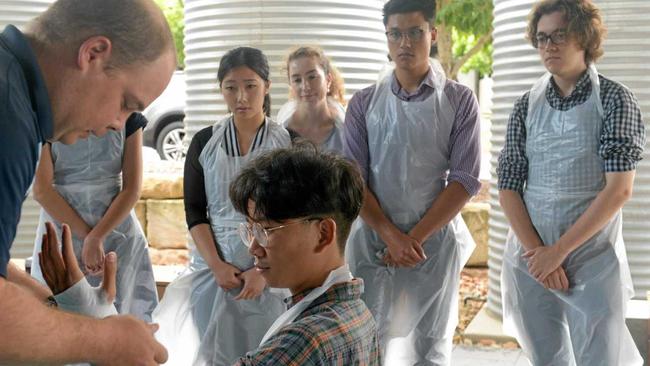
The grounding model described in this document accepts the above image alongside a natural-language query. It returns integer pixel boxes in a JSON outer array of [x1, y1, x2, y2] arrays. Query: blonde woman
[[277, 46, 346, 153]]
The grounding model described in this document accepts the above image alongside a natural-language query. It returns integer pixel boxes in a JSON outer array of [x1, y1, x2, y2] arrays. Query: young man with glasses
[[39, 145, 381, 365], [497, 0, 645, 364], [343, 0, 481, 364], [229, 146, 379, 365]]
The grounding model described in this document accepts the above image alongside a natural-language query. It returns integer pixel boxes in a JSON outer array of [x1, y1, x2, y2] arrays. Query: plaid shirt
[[233, 279, 381, 366], [498, 71, 646, 193]]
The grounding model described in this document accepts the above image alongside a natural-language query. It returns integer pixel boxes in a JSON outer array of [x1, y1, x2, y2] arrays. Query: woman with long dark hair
[[155, 47, 290, 365]]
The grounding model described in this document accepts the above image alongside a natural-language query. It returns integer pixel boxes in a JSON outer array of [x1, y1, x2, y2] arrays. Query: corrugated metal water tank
[[487, 0, 544, 317], [0, 1, 52, 27], [596, 0, 650, 300], [183, 0, 388, 138], [488, 0, 650, 317], [0, 0, 53, 260]]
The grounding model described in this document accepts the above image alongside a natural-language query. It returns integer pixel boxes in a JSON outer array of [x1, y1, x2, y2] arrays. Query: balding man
[[0, 0, 176, 364]]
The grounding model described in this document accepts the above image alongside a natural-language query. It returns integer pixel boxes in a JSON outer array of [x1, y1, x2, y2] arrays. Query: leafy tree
[[155, 0, 185, 69], [436, 0, 493, 79]]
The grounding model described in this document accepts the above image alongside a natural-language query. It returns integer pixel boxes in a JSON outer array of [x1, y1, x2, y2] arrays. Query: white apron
[[345, 60, 475, 366], [277, 97, 346, 154], [154, 117, 290, 366], [31, 129, 157, 321], [501, 65, 642, 366]]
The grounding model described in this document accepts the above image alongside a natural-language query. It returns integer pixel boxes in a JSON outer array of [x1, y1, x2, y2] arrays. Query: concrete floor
[[451, 346, 529, 366]]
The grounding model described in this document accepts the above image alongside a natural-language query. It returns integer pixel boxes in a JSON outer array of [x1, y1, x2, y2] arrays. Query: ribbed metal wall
[[488, 0, 650, 317], [0, 0, 54, 260], [183, 0, 388, 138], [0, 1, 51, 28], [487, 0, 543, 317], [596, 0, 650, 300]]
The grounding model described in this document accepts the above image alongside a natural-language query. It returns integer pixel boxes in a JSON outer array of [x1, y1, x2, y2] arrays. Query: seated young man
[[39, 144, 381, 366]]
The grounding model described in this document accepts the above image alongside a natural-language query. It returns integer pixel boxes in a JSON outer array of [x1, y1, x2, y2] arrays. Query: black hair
[[217, 47, 271, 116], [229, 143, 364, 253], [383, 0, 436, 26]]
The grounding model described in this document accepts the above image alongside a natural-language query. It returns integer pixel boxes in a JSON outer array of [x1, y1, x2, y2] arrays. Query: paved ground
[[451, 346, 529, 366]]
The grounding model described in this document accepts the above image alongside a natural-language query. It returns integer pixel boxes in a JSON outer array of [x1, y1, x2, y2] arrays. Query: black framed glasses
[[238, 217, 322, 248], [534, 29, 568, 48], [385, 27, 428, 43]]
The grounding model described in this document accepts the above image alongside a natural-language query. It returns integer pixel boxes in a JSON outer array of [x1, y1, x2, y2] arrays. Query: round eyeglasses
[[534, 29, 568, 49], [238, 218, 322, 248]]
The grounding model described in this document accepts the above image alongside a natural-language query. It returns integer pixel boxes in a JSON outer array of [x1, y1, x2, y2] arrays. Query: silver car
[[143, 70, 186, 161]]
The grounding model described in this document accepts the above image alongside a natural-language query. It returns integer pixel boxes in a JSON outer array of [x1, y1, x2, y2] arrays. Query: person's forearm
[[555, 172, 634, 256], [190, 224, 225, 270], [499, 189, 543, 251], [409, 182, 471, 244], [34, 185, 91, 239], [33, 145, 92, 239], [6, 261, 52, 301], [90, 130, 144, 241], [359, 186, 402, 242], [87, 188, 140, 240], [0, 277, 109, 364]]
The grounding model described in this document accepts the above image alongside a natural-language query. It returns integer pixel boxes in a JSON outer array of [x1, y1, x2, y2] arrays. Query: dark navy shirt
[[0, 25, 53, 277]]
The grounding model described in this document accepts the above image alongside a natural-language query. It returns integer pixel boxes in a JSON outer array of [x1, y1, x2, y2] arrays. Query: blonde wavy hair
[[284, 46, 346, 106]]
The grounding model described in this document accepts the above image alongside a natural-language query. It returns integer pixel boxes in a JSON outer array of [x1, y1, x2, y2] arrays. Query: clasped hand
[[523, 244, 570, 291], [383, 230, 426, 268]]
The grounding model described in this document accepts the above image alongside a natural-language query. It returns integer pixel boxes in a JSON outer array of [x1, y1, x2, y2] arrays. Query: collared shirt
[[343, 68, 482, 196], [233, 279, 381, 366], [0, 25, 53, 277], [497, 71, 646, 194]]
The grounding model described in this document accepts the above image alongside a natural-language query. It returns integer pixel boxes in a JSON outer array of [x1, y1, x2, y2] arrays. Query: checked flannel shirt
[[233, 279, 381, 366]]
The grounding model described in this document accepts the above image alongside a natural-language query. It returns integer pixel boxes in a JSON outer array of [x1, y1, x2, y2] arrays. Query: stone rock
[[462, 202, 489, 267], [148, 248, 189, 266], [146, 199, 188, 249], [479, 338, 496, 347], [471, 180, 491, 203], [141, 174, 184, 199], [134, 200, 147, 236]]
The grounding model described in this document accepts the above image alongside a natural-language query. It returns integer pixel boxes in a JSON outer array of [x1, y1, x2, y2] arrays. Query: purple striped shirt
[[343, 69, 482, 196]]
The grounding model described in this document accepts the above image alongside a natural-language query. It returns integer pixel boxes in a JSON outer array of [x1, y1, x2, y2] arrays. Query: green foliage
[[436, 0, 493, 35], [154, 0, 185, 69], [438, 0, 494, 77], [453, 29, 493, 78]]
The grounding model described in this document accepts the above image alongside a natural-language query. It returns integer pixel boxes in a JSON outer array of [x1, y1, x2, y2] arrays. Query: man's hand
[[383, 229, 426, 268], [212, 261, 242, 290], [39, 222, 116, 302], [94, 317, 168, 366], [82, 235, 105, 275], [234, 268, 266, 300], [39, 221, 167, 365]]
